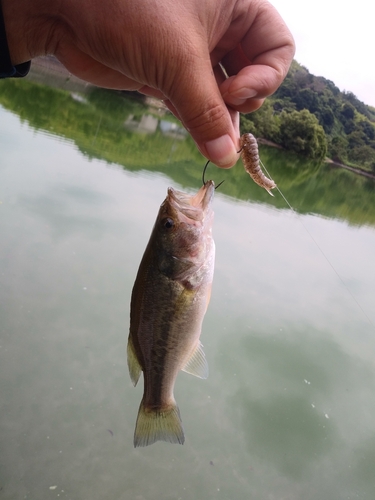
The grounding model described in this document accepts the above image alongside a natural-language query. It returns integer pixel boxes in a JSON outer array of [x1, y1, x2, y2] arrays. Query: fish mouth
[[167, 181, 215, 223]]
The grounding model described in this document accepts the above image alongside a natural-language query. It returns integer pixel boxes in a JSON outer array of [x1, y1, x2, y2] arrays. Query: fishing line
[[258, 157, 375, 330], [259, 159, 294, 210]]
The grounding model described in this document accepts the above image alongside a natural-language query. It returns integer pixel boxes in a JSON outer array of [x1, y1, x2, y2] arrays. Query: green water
[[1, 64, 375, 500]]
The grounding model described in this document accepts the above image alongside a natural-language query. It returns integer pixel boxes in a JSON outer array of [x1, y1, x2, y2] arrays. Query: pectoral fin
[[127, 337, 142, 386], [182, 341, 209, 379]]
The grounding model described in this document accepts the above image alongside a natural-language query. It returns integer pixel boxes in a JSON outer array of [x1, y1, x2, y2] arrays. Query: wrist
[[0, 0, 31, 77], [0, 0, 34, 66]]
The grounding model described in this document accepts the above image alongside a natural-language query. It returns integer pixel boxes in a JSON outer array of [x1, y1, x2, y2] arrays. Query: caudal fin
[[133, 400, 185, 448]]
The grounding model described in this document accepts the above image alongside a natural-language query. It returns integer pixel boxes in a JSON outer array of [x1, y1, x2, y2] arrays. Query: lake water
[[1, 61, 375, 500]]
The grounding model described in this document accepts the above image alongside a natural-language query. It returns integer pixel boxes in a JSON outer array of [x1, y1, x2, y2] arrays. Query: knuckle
[[185, 99, 227, 135]]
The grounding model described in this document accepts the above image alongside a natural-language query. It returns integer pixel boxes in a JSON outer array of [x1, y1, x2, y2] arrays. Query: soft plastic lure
[[239, 133, 277, 196]]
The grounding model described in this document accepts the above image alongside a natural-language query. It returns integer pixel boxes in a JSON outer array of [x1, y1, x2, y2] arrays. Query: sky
[[270, 0, 375, 107]]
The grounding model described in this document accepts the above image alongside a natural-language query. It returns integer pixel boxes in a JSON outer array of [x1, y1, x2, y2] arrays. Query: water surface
[[1, 65, 375, 500]]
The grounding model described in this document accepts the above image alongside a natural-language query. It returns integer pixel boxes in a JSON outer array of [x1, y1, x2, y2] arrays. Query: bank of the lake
[[1, 64, 375, 500], [26, 56, 375, 178]]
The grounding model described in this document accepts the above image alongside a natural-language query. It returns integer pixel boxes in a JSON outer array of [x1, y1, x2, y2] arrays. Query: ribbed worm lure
[[239, 133, 277, 196]]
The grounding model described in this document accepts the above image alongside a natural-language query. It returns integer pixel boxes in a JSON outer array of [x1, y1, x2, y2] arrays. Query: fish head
[[154, 181, 215, 282]]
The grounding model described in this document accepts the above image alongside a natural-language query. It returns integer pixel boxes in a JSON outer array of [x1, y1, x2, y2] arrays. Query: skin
[[1, 0, 295, 167]]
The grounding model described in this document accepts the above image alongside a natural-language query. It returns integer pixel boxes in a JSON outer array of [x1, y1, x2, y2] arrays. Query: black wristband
[[0, 0, 30, 78]]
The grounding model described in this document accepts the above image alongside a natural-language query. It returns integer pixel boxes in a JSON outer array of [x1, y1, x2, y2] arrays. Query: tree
[[358, 120, 375, 143], [329, 136, 348, 163], [278, 109, 327, 160], [316, 106, 335, 134], [348, 145, 375, 167], [241, 100, 280, 142], [294, 88, 318, 113], [338, 103, 356, 135], [347, 130, 366, 149]]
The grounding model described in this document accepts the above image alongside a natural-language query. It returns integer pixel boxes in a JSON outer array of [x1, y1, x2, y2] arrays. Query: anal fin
[[182, 341, 209, 379]]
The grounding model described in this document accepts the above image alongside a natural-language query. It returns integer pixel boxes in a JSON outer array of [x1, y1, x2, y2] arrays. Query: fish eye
[[163, 218, 174, 229]]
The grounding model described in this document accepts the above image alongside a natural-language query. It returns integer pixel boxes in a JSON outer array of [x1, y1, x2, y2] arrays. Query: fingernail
[[205, 134, 237, 168], [223, 88, 258, 106], [230, 88, 257, 99]]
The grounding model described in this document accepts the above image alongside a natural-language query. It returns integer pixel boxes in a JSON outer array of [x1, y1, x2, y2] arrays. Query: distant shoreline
[[325, 159, 375, 179], [28, 57, 375, 181], [257, 138, 375, 180]]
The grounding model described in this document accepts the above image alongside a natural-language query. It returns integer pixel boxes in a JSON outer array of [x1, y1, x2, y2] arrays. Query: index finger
[[220, 1, 295, 108]]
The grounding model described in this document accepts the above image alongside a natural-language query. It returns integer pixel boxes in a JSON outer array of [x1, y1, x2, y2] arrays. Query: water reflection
[[124, 113, 187, 139], [0, 58, 374, 227], [1, 59, 375, 500], [230, 334, 340, 479]]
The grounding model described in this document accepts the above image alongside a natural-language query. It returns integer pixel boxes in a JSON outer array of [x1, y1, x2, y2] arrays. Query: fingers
[[58, 45, 240, 168], [139, 64, 239, 168], [55, 44, 143, 90], [173, 0, 294, 159], [166, 55, 240, 168], [53, 0, 294, 169], [220, 66, 279, 112], [220, 1, 295, 110]]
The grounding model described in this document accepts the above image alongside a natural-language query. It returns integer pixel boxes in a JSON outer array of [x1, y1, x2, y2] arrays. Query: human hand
[[3, 0, 294, 167]]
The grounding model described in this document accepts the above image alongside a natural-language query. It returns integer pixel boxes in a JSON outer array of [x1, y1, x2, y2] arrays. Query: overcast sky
[[271, 0, 374, 107]]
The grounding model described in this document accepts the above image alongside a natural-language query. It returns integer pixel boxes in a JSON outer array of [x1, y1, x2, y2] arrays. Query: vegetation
[[1, 77, 375, 226], [0, 78, 202, 171], [240, 60, 375, 171]]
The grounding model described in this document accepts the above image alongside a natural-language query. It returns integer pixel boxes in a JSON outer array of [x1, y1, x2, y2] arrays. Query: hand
[[3, 0, 295, 167]]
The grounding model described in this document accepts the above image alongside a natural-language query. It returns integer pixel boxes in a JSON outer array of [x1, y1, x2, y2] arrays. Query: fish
[[127, 180, 215, 448], [240, 133, 276, 196]]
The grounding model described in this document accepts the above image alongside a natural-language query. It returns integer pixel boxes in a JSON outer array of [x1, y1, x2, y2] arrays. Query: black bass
[[127, 180, 215, 447]]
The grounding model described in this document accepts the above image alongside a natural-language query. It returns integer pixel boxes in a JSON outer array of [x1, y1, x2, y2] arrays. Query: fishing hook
[[202, 160, 225, 189]]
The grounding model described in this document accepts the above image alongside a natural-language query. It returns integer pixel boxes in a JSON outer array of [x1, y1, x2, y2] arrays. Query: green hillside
[[240, 60, 375, 171]]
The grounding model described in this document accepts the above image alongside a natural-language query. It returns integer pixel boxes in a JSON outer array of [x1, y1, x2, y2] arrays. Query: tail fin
[[133, 400, 185, 448]]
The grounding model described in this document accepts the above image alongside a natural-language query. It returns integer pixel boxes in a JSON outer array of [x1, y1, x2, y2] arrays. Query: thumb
[[165, 60, 240, 169]]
